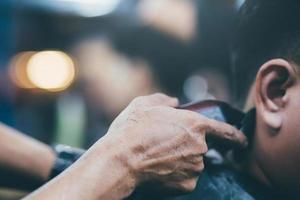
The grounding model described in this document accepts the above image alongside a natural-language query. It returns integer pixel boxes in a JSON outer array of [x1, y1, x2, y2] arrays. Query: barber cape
[[128, 157, 274, 200]]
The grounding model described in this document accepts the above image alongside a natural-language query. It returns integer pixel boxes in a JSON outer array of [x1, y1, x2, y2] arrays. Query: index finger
[[172, 109, 248, 149], [202, 117, 248, 149]]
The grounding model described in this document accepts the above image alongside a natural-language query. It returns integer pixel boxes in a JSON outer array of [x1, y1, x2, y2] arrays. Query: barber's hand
[[103, 93, 247, 195]]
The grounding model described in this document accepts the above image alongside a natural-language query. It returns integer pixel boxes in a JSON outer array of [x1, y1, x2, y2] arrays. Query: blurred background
[[0, 0, 245, 150]]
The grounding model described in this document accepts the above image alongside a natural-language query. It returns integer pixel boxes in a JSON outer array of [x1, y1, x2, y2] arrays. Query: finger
[[168, 109, 247, 148], [144, 93, 179, 107], [176, 177, 199, 193], [203, 118, 248, 149]]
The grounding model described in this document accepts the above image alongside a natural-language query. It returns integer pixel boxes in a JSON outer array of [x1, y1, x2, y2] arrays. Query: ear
[[255, 59, 297, 130]]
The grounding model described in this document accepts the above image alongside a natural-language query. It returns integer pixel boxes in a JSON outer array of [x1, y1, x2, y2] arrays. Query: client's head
[[234, 0, 300, 195]]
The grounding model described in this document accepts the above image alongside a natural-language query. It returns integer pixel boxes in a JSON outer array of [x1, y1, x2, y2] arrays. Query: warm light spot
[[27, 51, 75, 91], [9, 51, 36, 89]]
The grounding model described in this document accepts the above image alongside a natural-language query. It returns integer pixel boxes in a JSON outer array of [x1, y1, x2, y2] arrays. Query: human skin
[[243, 59, 300, 197], [23, 93, 247, 200], [0, 123, 56, 190]]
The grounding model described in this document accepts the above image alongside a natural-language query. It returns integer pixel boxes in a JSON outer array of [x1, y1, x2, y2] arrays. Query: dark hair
[[233, 0, 300, 107]]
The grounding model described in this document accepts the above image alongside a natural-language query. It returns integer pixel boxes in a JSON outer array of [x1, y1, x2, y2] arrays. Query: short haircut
[[233, 0, 300, 106]]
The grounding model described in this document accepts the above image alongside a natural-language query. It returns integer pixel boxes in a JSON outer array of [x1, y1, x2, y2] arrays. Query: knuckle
[[187, 116, 207, 134], [151, 93, 166, 98], [224, 126, 236, 140], [181, 179, 197, 193], [192, 162, 204, 173], [189, 120, 201, 132], [132, 96, 145, 104], [202, 120, 212, 133], [145, 106, 171, 116], [193, 142, 206, 154], [148, 93, 167, 102], [132, 93, 171, 106], [201, 142, 208, 153]]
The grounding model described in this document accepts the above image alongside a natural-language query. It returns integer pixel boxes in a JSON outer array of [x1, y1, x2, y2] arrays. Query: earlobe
[[255, 59, 296, 130], [262, 111, 282, 130]]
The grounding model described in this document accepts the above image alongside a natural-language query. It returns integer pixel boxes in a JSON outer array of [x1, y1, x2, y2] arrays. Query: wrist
[[84, 135, 139, 199], [102, 130, 148, 182]]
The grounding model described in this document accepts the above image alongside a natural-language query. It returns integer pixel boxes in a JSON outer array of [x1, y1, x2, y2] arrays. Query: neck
[[240, 101, 272, 188], [243, 146, 272, 188], [234, 126, 272, 188]]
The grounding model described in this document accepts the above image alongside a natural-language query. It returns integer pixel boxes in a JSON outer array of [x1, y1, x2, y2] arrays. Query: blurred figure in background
[[73, 26, 194, 146], [73, 36, 158, 146]]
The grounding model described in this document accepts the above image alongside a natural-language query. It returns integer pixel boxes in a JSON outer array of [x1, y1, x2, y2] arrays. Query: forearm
[[0, 123, 56, 189], [24, 135, 137, 200]]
